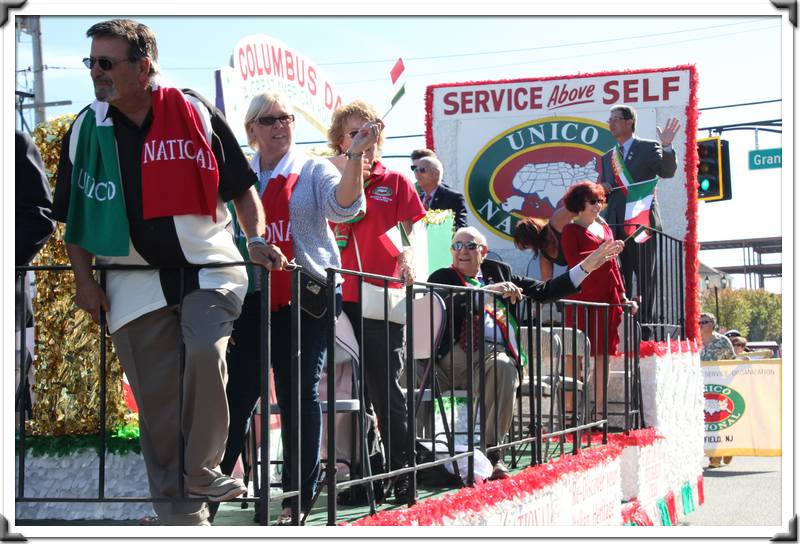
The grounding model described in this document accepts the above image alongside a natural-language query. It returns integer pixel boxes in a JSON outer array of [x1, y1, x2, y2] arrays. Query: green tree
[[741, 289, 782, 343], [700, 288, 781, 343]]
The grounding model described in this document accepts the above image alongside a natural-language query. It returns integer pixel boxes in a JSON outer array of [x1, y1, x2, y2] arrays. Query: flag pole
[[382, 104, 397, 119]]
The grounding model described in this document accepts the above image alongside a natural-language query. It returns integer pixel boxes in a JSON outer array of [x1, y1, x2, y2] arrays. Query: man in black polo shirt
[[53, 19, 283, 526]]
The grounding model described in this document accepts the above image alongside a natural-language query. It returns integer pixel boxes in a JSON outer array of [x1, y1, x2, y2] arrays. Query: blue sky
[[15, 14, 785, 291]]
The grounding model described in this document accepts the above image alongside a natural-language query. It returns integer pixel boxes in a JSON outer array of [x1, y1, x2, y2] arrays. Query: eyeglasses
[[411, 166, 429, 174], [608, 116, 627, 123], [451, 241, 483, 251], [256, 114, 295, 127], [698, 320, 711, 325], [347, 130, 359, 139], [82, 56, 135, 71], [587, 198, 605, 205]]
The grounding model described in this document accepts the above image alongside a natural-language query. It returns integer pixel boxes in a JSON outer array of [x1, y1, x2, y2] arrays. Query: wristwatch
[[345, 149, 363, 161], [247, 235, 267, 247]]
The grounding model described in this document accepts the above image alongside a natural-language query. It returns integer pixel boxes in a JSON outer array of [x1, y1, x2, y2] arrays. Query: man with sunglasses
[[52, 19, 278, 526], [410, 150, 467, 229], [427, 227, 622, 480], [599, 105, 681, 340]]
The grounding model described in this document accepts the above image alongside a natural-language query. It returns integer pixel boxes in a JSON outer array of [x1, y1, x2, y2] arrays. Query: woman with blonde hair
[[215, 91, 381, 524]]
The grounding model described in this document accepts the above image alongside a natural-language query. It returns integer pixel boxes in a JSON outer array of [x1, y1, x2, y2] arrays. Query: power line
[[318, 18, 774, 66], [338, 20, 779, 85], [37, 18, 778, 77], [699, 99, 780, 111]]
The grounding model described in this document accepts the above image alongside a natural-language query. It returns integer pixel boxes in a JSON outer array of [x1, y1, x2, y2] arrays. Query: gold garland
[[422, 208, 454, 226], [28, 116, 135, 436]]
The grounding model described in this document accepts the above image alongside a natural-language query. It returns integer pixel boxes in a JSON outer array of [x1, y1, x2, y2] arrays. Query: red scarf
[[141, 86, 219, 221], [258, 148, 305, 310]]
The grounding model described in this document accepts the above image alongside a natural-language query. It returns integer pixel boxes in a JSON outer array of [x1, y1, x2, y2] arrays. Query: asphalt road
[[681, 456, 786, 530]]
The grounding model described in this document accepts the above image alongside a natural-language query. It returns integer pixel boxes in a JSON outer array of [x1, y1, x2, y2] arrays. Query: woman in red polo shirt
[[328, 100, 425, 504]]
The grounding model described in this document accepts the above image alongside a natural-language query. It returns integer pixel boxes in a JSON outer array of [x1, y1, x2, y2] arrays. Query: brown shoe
[[707, 457, 722, 469], [489, 460, 511, 480], [722, 456, 733, 465]]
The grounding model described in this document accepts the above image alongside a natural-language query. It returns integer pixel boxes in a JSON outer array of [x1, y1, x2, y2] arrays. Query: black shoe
[[392, 473, 413, 503], [336, 482, 385, 506]]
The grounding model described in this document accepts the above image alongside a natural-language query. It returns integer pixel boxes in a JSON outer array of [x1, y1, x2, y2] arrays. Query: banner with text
[[216, 34, 344, 143], [425, 66, 698, 280], [702, 359, 782, 456]]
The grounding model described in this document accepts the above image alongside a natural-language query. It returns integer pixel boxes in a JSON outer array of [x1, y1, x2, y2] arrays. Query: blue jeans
[[220, 291, 341, 513]]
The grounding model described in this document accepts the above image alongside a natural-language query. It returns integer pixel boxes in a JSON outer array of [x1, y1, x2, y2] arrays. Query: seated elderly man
[[427, 226, 622, 479]]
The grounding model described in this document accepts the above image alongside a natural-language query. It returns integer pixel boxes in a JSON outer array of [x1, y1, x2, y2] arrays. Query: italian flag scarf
[[610, 144, 657, 243], [65, 86, 219, 256], [454, 267, 528, 367]]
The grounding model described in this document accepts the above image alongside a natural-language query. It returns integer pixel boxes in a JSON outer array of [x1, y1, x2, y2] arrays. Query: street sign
[[748, 148, 782, 170]]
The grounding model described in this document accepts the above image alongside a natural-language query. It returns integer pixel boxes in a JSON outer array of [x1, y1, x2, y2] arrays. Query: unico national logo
[[465, 116, 616, 239], [704, 384, 746, 432]]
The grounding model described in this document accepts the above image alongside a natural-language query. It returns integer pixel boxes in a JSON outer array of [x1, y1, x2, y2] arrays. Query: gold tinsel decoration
[[28, 116, 135, 436], [422, 207, 454, 226]]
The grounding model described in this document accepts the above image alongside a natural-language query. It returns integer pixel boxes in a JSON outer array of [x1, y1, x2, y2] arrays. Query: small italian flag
[[624, 177, 658, 243], [377, 223, 408, 258], [386, 58, 406, 116]]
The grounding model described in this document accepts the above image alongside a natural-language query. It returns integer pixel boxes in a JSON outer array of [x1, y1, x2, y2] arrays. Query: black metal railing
[[15, 261, 646, 526], [609, 224, 685, 342]]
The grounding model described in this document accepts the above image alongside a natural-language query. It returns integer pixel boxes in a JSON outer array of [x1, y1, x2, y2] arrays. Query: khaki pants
[[111, 288, 241, 525], [435, 343, 520, 446]]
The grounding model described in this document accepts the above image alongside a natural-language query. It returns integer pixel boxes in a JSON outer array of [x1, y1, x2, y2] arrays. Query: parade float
[[15, 60, 714, 527]]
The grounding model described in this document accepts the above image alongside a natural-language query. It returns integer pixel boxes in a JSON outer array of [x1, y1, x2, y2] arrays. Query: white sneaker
[[187, 473, 247, 502]]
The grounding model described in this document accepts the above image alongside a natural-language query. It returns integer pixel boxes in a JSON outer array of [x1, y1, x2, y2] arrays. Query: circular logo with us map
[[704, 384, 746, 432], [464, 116, 616, 240]]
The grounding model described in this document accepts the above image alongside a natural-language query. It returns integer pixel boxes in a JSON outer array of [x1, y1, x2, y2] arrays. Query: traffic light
[[697, 136, 732, 202]]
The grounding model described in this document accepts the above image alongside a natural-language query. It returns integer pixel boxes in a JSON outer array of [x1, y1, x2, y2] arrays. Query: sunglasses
[[256, 114, 295, 126], [451, 241, 483, 251], [82, 56, 135, 71], [699, 320, 711, 325], [587, 198, 605, 205], [411, 166, 429, 173]]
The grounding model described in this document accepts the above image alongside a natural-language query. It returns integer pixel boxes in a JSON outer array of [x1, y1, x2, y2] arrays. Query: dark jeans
[[217, 290, 341, 513], [343, 303, 409, 471]]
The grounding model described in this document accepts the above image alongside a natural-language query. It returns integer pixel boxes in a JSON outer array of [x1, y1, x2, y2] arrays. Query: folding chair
[[408, 290, 473, 473]]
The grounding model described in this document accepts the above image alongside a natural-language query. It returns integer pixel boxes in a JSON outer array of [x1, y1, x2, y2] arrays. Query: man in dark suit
[[599, 105, 680, 339], [427, 226, 622, 480], [16, 130, 56, 417], [412, 151, 468, 229]]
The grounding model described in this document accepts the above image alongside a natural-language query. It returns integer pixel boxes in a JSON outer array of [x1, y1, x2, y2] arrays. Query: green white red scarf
[[454, 267, 528, 367], [65, 86, 218, 256], [609, 144, 657, 243]]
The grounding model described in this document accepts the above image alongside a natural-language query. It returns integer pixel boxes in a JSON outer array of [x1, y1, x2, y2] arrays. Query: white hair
[[453, 226, 487, 247], [418, 155, 443, 174]]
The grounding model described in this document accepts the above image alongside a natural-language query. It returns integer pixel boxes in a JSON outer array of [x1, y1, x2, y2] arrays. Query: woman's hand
[[623, 298, 639, 316], [487, 281, 523, 303], [348, 119, 384, 155], [580, 239, 624, 273], [397, 254, 415, 286]]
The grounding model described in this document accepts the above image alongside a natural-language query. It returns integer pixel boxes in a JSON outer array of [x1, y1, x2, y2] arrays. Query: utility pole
[[29, 16, 45, 126], [17, 15, 45, 125], [15, 15, 71, 131]]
